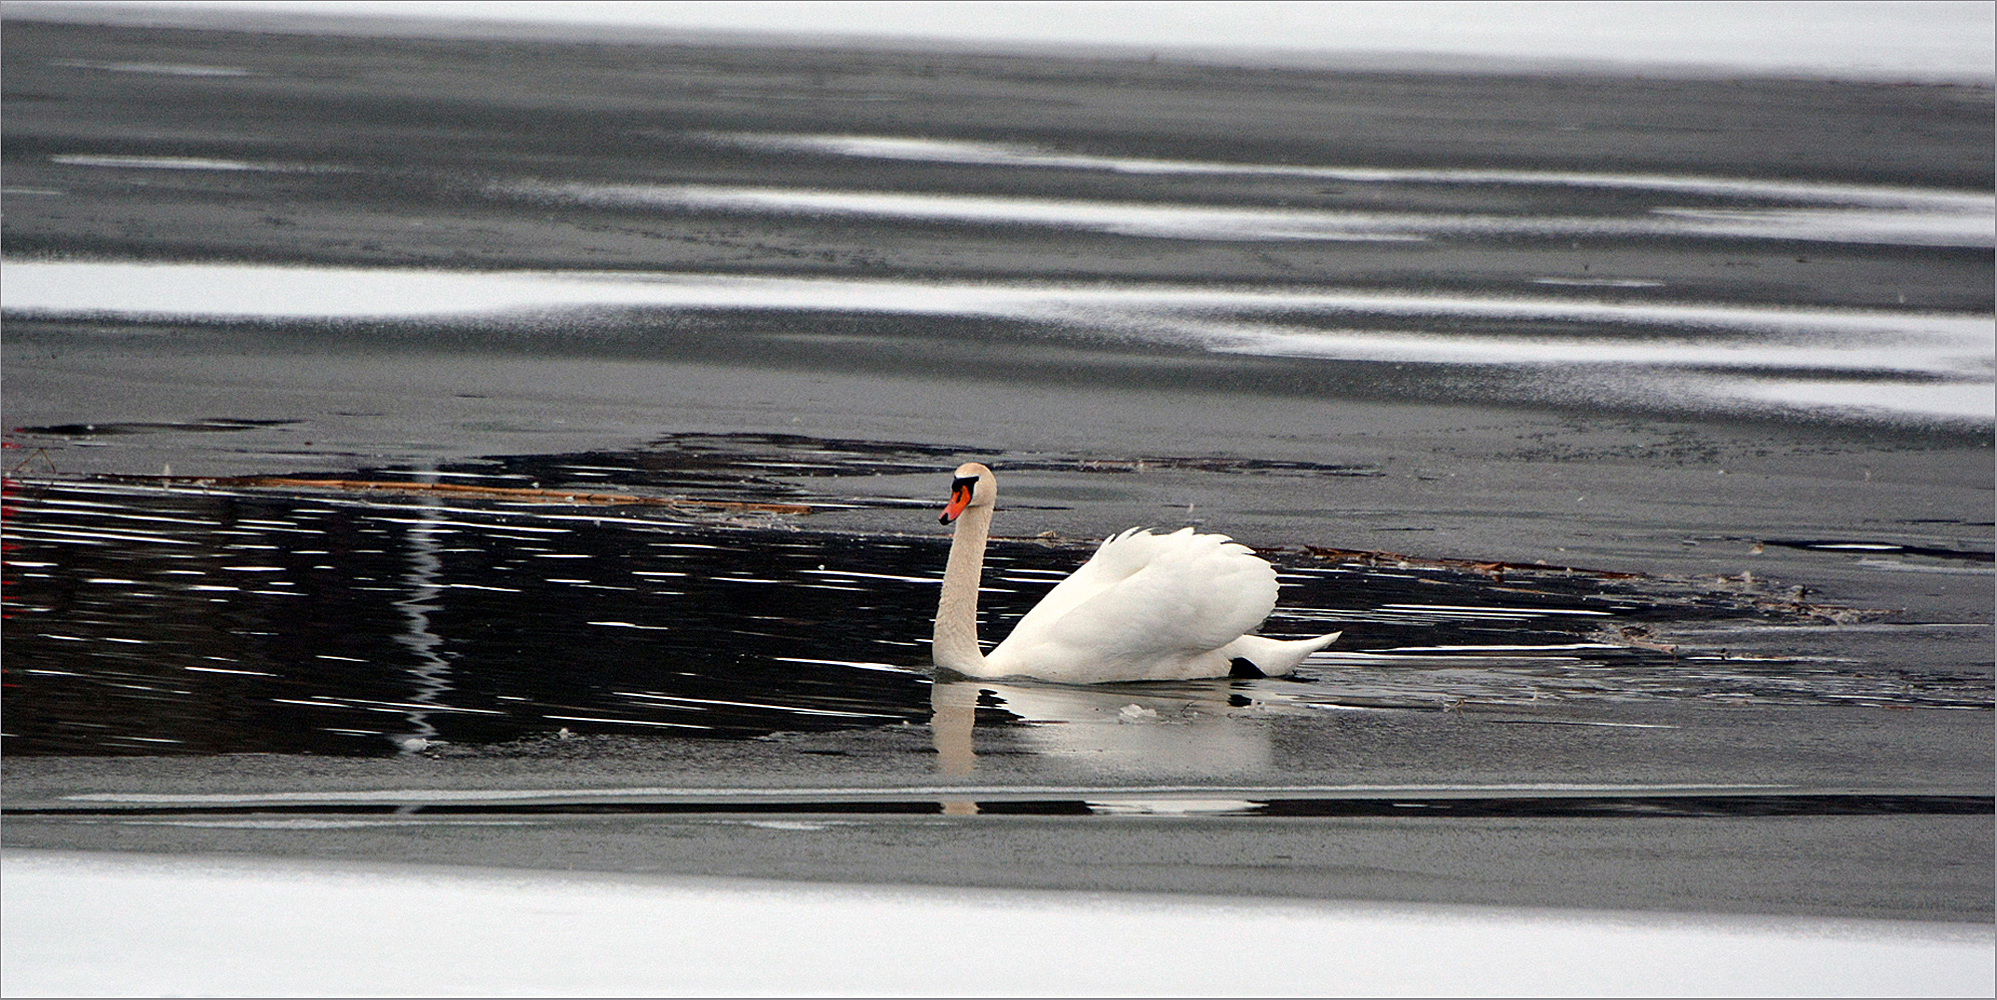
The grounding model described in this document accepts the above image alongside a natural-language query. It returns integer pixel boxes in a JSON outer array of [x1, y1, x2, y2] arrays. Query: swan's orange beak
[[940, 479, 975, 524]]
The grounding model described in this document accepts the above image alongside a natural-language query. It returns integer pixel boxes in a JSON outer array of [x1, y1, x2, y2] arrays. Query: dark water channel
[[6, 435, 1986, 758]]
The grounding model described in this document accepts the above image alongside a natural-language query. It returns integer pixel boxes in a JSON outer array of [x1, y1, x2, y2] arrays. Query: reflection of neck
[[933, 503, 992, 673], [930, 681, 977, 776]]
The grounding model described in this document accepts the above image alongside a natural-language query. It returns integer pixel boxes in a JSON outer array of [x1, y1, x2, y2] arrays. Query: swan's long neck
[[933, 502, 992, 673]]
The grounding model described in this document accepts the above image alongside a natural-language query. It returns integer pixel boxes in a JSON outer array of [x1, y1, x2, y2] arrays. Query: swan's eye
[[951, 476, 979, 498]]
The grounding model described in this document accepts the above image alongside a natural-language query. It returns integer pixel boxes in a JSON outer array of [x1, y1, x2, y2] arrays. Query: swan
[[932, 462, 1340, 683]]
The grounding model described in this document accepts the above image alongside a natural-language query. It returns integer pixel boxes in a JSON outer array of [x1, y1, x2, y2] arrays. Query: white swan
[[932, 462, 1340, 683]]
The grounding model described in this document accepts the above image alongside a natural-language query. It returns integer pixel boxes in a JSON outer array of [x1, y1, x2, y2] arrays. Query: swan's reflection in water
[[929, 677, 1280, 813], [928, 682, 980, 814], [929, 681, 979, 778]]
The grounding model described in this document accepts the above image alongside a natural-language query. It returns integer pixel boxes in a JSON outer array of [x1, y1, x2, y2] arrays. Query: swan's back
[[986, 527, 1280, 681]]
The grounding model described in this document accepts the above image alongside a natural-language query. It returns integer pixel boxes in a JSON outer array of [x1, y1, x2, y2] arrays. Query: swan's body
[[932, 463, 1340, 683]]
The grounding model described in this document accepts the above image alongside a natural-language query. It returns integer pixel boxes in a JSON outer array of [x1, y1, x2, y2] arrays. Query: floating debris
[[101, 474, 815, 515]]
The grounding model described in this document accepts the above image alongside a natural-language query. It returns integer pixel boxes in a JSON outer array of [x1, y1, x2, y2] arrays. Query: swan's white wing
[[999, 527, 1159, 642], [1049, 530, 1278, 655], [990, 528, 1278, 677]]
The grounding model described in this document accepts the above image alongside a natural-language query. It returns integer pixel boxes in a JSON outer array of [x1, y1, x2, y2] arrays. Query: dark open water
[[7, 436, 1987, 758]]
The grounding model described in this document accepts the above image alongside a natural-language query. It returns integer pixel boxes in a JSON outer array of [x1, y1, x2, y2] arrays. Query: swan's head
[[940, 462, 996, 524]]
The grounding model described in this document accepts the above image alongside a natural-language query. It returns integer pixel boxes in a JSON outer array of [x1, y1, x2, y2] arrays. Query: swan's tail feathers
[[1220, 631, 1341, 677], [1282, 631, 1344, 674]]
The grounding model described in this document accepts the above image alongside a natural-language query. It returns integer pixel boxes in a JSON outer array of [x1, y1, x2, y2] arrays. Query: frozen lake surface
[[2, 14, 1990, 994], [5, 849, 1991, 997], [7, 260, 1992, 423]]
